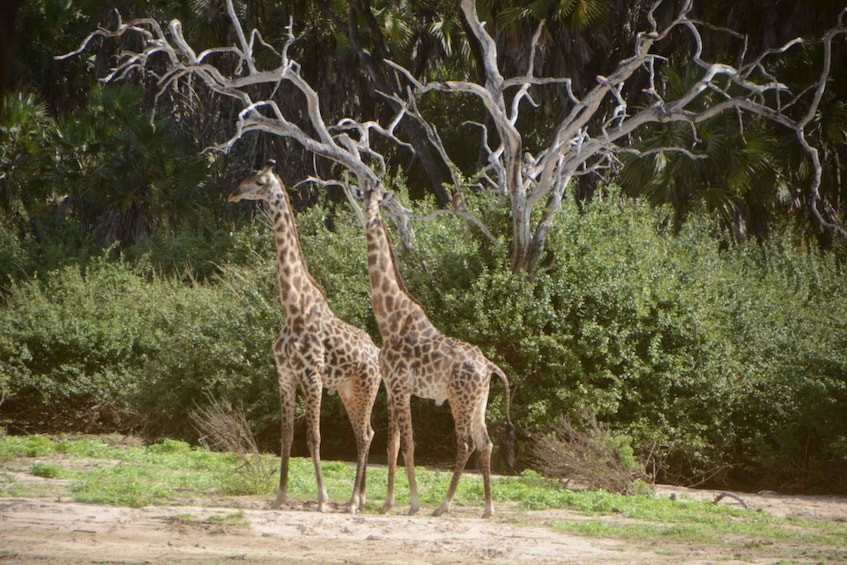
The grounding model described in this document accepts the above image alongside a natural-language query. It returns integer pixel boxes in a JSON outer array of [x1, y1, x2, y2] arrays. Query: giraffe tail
[[490, 363, 516, 472]]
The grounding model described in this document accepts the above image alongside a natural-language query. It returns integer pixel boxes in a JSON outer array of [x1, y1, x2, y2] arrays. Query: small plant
[[30, 462, 63, 478], [207, 510, 249, 526], [24, 435, 56, 458], [532, 413, 648, 494], [189, 396, 274, 496], [148, 439, 192, 454]]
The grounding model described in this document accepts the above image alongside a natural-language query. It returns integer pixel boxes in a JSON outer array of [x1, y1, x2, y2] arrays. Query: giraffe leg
[[273, 374, 296, 510], [302, 377, 328, 512], [341, 370, 377, 514], [397, 393, 420, 515], [381, 392, 401, 515], [475, 423, 495, 518], [432, 426, 473, 517], [434, 387, 485, 518]]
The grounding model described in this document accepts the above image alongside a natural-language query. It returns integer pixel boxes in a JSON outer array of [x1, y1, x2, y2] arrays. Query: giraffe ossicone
[[229, 160, 381, 514]]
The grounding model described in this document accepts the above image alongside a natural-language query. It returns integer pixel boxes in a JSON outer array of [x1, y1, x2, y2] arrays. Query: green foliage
[[30, 462, 63, 478], [0, 245, 281, 441], [50, 84, 212, 247], [0, 85, 223, 288], [0, 435, 57, 460], [391, 187, 847, 493], [2, 180, 846, 493]]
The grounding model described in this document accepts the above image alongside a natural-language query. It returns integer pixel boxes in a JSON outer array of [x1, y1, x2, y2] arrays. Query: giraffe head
[[361, 181, 387, 222], [228, 160, 283, 203]]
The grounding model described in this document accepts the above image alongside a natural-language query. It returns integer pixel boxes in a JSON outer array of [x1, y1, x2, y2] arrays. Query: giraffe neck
[[268, 189, 328, 320], [365, 207, 427, 336]]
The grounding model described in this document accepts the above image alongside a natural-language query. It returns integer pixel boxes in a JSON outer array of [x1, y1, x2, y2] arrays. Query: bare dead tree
[[59, 0, 847, 275], [58, 3, 416, 252], [389, 0, 847, 273]]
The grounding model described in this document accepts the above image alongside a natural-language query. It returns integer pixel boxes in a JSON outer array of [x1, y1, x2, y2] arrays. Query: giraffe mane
[[268, 171, 328, 301], [378, 215, 426, 311]]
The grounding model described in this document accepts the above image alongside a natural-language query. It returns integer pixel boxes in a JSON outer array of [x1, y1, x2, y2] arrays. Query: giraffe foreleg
[[381, 391, 402, 515], [398, 394, 420, 515], [273, 373, 297, 510], [302, 375, 328, 512]]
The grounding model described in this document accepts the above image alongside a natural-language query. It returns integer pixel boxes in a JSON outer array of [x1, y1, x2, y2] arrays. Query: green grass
[[165, 510, 250, 529], [1, 434, 845, 563]]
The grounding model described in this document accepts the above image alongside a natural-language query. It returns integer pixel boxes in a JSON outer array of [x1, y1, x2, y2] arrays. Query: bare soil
[[1, 483, 845, 564]]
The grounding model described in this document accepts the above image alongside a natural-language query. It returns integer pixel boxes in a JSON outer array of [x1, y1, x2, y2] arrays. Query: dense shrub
[[0, 249, 281, 442], [394, 188, 847, 492], [1, 184, 846, 493], [1, 256, 156, 430]]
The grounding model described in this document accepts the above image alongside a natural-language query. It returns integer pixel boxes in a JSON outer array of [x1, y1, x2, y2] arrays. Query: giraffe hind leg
[[475, 423, 495, 518], [433, 428, 473, 517], [435, 384, 493, 518], [341, 370, 377, 514]]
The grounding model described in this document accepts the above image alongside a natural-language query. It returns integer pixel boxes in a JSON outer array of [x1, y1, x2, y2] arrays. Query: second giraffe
[[361, 181, 514, 519]]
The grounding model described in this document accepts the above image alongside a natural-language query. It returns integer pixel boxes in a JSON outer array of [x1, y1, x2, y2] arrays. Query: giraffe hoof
[[432, 502, 450, 517]]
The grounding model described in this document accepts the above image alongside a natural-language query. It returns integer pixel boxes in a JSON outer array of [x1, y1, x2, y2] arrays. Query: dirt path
[[0, 498, 632, 564], [2, 486, 845, 564]]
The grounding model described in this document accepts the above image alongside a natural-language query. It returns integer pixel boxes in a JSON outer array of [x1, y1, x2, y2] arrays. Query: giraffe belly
[[335, 380, 353, 400], [412, 374, 449, 406], [323, 373, 354, 400]]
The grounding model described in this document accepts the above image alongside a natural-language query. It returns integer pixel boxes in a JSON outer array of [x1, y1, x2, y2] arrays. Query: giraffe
[[228, 160, 381, 514], [361, 181, 514, 519]]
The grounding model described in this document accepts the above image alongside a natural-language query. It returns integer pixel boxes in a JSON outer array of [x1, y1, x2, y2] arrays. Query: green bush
[[716, 233, 847, 492], [1, 181, 846, 493], [0, 246, 281, 441], [30, 462, 63, 478], [0, 256, 155, 430], [387, 188, 847, 492]]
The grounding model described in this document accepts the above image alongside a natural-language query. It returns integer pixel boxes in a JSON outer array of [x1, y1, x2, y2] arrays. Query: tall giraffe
[[229, 160, 381, 514], [361, 182, 514, 519]]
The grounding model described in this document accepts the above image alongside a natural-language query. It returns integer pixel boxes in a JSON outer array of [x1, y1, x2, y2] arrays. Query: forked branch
[[58, 3, 421, 253], [391, 0, 847, 272]]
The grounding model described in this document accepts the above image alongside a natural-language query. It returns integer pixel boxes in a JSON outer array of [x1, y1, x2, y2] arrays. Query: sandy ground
[[1, 485, 845, 564]]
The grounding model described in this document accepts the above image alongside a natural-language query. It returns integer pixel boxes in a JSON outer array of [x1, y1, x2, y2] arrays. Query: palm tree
[[0, 92, 54, 218], [50, 85, 210, 247]]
